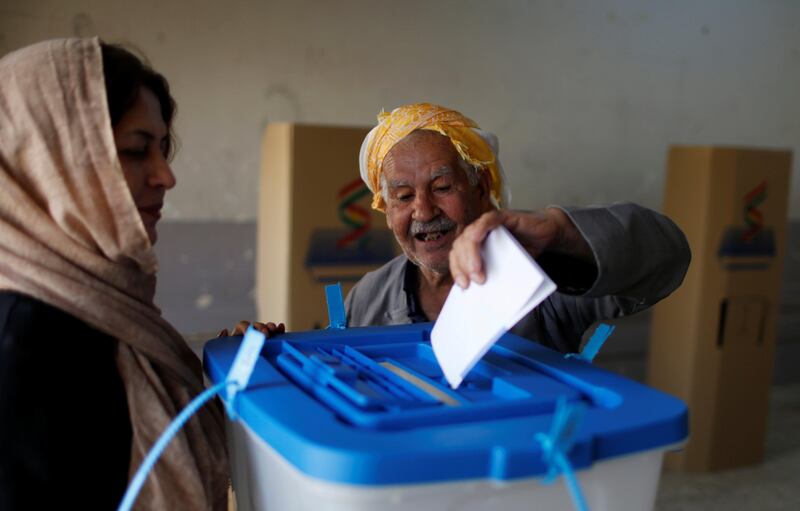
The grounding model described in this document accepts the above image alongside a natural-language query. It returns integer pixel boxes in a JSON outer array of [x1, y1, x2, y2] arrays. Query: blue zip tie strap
[[118, 326, 267, 511], [117, 379, 237, 511], [325, 282, 347, 330], [535, 397, 589, 511], [224, 327, 268, 419], [566, 323, 615, 363]]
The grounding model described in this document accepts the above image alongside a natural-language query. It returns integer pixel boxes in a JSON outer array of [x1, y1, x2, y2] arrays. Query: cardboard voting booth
[[256, 123, 398, 330], [648, 145, 792, 471]]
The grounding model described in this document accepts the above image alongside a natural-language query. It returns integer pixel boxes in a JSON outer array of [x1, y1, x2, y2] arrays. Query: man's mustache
[[409, 216, 456, 235]]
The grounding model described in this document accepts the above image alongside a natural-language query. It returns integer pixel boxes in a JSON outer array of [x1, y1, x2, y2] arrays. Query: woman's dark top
[[0, 291, 132, 509]]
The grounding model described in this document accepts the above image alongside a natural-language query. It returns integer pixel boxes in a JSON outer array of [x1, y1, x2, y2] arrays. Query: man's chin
[[411, 257, 450, 278], [400, 245, 450, 275]]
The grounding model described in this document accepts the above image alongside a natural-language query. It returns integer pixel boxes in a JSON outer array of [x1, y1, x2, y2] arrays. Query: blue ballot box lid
[[203, 323, 687, 486]]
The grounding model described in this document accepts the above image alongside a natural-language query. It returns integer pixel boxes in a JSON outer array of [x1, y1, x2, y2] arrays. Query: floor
[[655, 383, 800, 511]]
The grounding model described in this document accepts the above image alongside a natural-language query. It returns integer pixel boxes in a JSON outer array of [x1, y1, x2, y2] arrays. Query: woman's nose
[[149, 154, 176, 190]]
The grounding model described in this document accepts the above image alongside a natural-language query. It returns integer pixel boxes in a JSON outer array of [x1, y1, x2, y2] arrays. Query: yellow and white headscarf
[[358, 103, 510, 211]]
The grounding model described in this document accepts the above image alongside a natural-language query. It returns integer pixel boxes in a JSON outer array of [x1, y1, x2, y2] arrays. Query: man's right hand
[[448, 208, 593, 289]]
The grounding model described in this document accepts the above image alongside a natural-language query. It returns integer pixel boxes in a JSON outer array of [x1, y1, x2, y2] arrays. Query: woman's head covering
[[358, 102, 510, 211], [0, 38, 228, 510]]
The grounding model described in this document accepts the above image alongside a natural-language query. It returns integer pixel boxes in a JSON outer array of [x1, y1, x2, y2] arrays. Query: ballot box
[[647, 146, 791, 471], [204, 323, 687, 511]]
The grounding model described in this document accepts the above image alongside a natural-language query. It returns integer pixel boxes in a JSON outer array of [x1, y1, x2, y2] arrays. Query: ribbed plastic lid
[[204, 323, 687, 485]]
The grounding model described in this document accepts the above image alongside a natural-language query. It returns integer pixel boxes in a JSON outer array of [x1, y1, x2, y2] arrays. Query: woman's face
[[113, 87, 176, 244]]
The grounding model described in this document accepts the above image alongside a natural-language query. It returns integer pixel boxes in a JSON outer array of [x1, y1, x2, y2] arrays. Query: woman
[[0, 38, 227, 509]]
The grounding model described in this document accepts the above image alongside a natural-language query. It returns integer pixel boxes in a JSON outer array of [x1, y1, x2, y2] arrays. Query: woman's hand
[[217, 321, 285, 338]]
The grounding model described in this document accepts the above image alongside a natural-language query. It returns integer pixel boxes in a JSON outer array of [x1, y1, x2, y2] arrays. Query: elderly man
[[345, 103, 690, 353]]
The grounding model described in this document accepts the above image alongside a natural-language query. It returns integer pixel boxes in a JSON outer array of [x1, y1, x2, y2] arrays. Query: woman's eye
[[434, 186, 451, 193], [396, 194, 413, 202], [160, 140, 171, 159], [120, 147, 148, 160]]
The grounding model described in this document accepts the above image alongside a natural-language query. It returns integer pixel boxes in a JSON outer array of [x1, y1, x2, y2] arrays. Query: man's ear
[[477, 168, 493, 209]]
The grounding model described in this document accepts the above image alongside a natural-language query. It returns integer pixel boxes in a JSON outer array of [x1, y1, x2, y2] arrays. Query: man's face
[[382, 130, 492, 277]]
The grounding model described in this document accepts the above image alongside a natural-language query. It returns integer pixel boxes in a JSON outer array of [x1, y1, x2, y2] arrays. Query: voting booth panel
[[647, 146, 791, 472], [257, 123, 398, 331]]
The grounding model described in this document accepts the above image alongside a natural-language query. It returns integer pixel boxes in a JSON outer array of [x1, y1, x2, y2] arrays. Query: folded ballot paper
[[431, 225, 556, 389]]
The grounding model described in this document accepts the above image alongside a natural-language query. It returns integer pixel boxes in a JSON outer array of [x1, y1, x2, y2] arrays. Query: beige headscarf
[[0, 38, 228, 510]]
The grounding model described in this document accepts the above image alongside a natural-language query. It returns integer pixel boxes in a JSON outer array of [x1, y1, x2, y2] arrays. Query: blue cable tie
[[119, 326, 267, 511], [535, 397, 589, 511], [325, 282, 347, 329], [225, 326, 267, 420], [117, 379, 237, 511], [553, 450, 590, 511], [566, 323, 615, 363]]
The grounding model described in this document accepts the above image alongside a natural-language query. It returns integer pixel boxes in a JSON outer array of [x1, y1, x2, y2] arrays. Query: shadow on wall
[[154, 222, 257, 336]]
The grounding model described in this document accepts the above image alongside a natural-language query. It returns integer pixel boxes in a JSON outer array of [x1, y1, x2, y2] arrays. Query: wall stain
[[72, 13, 96, 38], [195, 292, 214, 310], [263, 83, 302, 123]]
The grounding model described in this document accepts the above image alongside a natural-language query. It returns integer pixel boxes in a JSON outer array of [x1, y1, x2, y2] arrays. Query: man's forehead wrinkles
[[431, 166, 454, 179], [388, 165, 452, 189], [388, 178, 411, 188]]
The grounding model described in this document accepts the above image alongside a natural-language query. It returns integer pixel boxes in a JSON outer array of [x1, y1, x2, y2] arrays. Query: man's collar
[[401, 258, 429, 322]]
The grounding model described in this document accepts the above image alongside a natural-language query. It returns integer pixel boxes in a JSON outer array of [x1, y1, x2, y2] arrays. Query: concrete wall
[[3, 0, 799, 220], [3, 1, 799, 381]]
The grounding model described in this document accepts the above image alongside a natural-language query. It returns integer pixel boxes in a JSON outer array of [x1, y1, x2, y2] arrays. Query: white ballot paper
[[431, 225, 556, 389]]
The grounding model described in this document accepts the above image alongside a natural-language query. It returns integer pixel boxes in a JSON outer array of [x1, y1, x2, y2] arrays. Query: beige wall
[[2, 0, 799, 220]]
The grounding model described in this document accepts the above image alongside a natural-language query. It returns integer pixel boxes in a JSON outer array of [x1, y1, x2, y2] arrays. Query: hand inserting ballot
[[448, 208, 593, 289]]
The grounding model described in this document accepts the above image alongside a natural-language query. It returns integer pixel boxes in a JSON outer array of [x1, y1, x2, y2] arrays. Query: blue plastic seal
[[536, 397, 589, 511], [118, 326, 267, 511], [325, 282, 347, 330], [566, 323, 615, 363], [224, 326, 267, 419]]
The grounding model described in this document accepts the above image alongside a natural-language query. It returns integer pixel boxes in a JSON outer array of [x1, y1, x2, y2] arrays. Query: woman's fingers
[[219, 321, 286, 338], [263, 322, 286, 337], [231, 320, 251, 335]]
